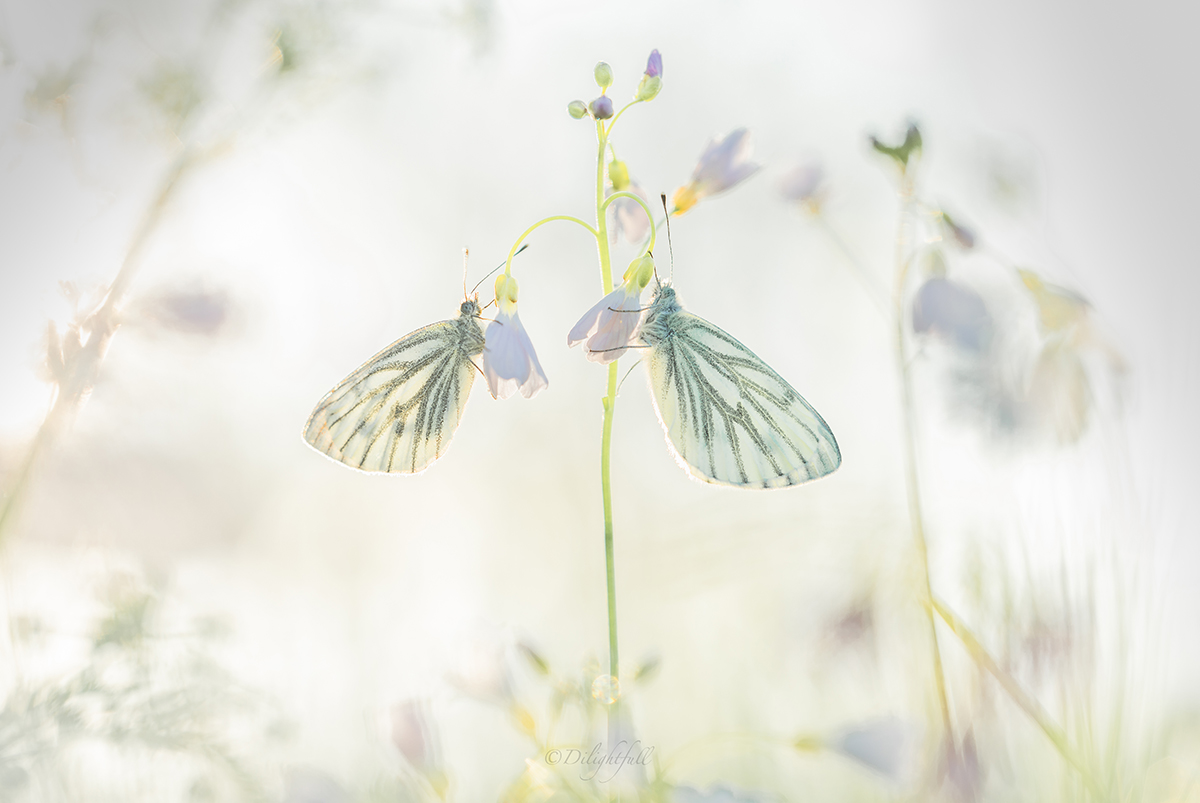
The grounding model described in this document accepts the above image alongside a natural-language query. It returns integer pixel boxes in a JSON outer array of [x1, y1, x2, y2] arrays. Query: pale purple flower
[[831, 717, 920, 782], [607, 179, 652, 245], [283, 769, 350, 803], [484, 275, 548, 400], [645, 49, 662, 78], [911, 277, 993, 353], [389, 699, 439, 771], [779, 162, 826, 206], [673, 785, 774, 803], [672, 128, 762, 214], [567, 279, 646, 364]]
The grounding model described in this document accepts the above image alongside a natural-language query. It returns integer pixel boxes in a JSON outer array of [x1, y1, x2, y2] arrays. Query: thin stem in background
[[0, 148, 199, 550], [811, 213, 891, 318], [891, 180, 956, 760], [933, 598, 1107, 799]]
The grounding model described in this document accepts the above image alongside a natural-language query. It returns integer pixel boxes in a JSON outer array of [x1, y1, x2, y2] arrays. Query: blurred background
[[0, 0, 1198, 800]]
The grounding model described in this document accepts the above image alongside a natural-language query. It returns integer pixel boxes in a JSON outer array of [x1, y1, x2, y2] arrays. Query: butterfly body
[[639, 283, 841, 488], [303, 299, 485, 474]]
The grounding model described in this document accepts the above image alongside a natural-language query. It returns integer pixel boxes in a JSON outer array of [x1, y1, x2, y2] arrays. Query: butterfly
[[303, 296, 487, 474], [637, 281, 841, 488]]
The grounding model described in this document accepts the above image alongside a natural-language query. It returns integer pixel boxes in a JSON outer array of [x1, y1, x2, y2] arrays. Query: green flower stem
[[504, 216, 598, 276], [594, 119, 621, 686], [933, 598, 1107, 799], [598, 191, 658, 257], [603, 99, 642, 140]]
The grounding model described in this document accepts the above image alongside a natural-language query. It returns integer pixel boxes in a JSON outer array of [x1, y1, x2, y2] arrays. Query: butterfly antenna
[[661, 193, 675, 283], [462, 247, 469, 298], [470, 243, 530, 296], [616, 359, 643, 394]]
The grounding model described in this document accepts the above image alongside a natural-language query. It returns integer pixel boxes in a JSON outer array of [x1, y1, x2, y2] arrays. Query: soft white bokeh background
[[1, 0, 1197, 797]]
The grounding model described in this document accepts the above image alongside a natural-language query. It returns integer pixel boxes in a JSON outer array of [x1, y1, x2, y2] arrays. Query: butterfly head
[[460, 297, 482, 317]]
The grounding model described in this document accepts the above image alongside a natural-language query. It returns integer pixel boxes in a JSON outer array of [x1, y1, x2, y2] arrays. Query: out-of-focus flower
[[484, 274, 548, 400], [594, 61, 613, 89], [567, 254, 655, 363], [1022, 338, 1091, 444], [607, 160, 652, 245], [779, 161, 826, 211], [939, 210, 976, 250], [447, 633, 515, 702], [283, 768, 350, 803], [941, 731, 982, 801], [567, 99, 588, 119], [870, 122, 923, 171], [389, 699, 439, 771], [589, 95, 614, 120], [671, 128, 761, 214], [912, 277, 994, 353], [516, 639, 551, 675], [133, 285, 231, 336], [636, 49, 662, 101], [673, 784, 774, 802], [1017, 269, 1089, 334], [829, 717, 920, 782]]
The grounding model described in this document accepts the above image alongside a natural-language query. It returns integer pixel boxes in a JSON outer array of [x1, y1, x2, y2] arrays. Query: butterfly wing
[[303, 317, 482, 474], [646, 310, 840, 488]]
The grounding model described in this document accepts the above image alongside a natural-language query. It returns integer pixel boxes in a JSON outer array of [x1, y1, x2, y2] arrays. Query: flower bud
[[609, 159, 630, 190], [623, 254, 655, 290], [644, 49, 662, 78], [567, 99, 588, 119], [589, 95, 613, 120], [635, 75, 661, 102], [594, 61, 613, 90], [494, 273, 519, 311]]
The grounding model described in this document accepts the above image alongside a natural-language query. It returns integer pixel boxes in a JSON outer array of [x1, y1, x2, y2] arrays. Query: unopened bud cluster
[[567, 50, 663, 122]]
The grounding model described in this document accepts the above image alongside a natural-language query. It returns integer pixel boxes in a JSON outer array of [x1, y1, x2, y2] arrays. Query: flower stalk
[[891, 177, 956, 760]]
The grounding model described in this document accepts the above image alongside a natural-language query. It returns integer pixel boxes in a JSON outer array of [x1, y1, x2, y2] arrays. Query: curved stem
[[504, 215, 598, 276], [603, 99, 641, 140], [599, 191, 657, 257], [933, 599, 1107, 799]]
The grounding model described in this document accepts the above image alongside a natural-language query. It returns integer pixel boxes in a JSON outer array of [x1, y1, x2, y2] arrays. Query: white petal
[[568, 287, 625, 347], [485, 310, 548, 400]]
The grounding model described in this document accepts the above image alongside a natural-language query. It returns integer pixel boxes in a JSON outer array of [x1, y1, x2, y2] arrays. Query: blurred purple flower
[[607, 180, 652, 245], [832, 717, 920, 782], [940, 211, 976, 250], [912, 277, 993, 353], [283, 769, 350, 803], [779, 162, 826, 207], [389, 699, 439, 771], [672, 128, 761, 214], [673, 784, 774, 803]]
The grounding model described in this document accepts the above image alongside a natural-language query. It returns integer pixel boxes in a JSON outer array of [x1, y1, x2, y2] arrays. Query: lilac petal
[[569, 288, 624, 346], [645, 49, 662, 78], [585, 289, 644, 363], [911, 278, 993, 352], [780, 162, 825, 202]]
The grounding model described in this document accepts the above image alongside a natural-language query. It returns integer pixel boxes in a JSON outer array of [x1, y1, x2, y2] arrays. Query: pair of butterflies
[[303, 270, 841, 488]]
